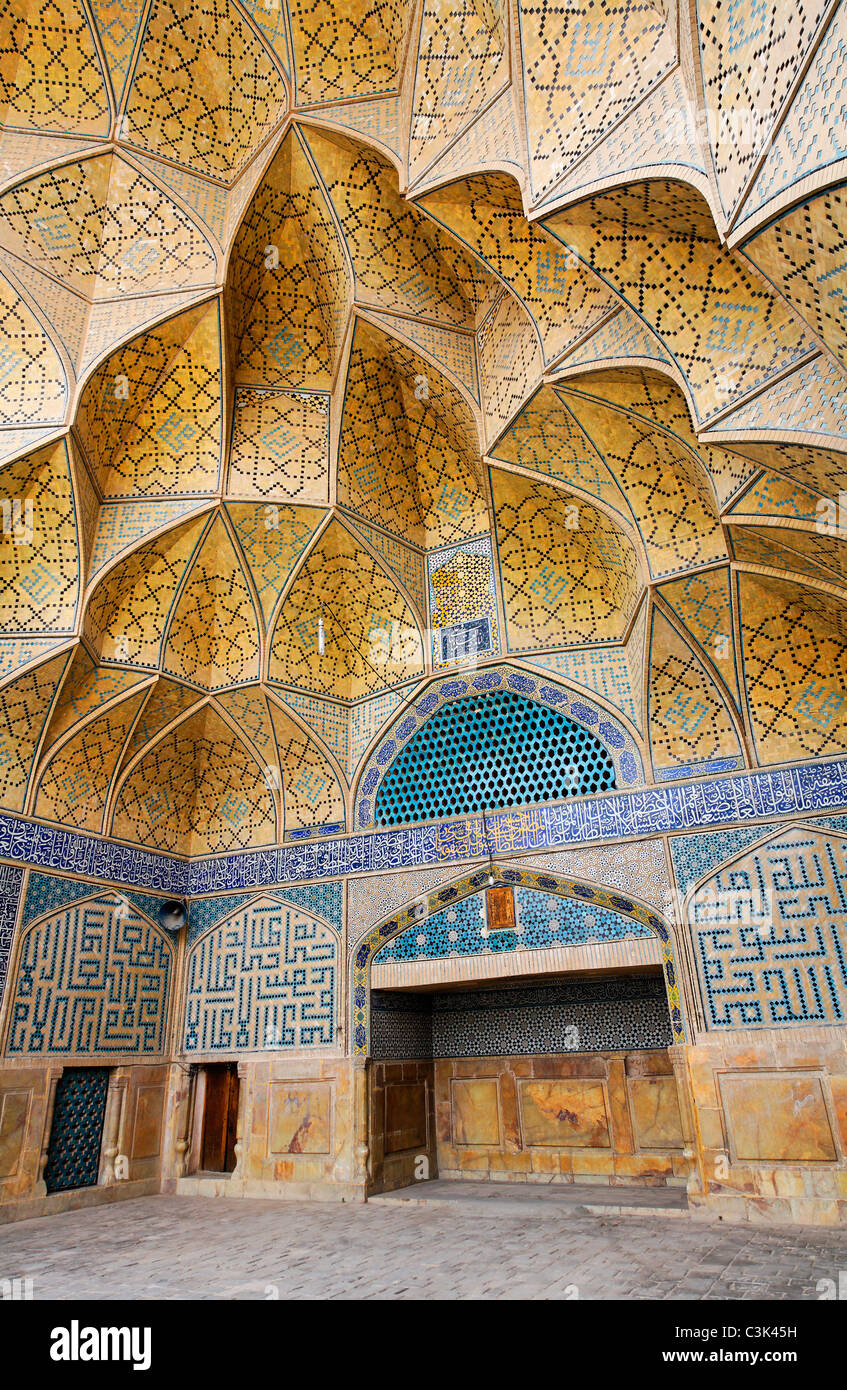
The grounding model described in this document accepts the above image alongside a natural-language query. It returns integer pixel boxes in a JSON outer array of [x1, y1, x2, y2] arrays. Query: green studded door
[[44, 1068, 110, 1194]]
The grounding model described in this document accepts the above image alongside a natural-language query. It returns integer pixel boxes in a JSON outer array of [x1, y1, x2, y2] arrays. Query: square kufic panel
[[0, 1088, 32, 1178], [519, 1079, 610, 1148], [131, 1085, 165, 1160], [451, 1077, 501, 1146], [719, 1073, 837, 1163], [627, 1076, 684, 1150], [384, 1082, 428, 1154], [268, 1082, 332, 1155]]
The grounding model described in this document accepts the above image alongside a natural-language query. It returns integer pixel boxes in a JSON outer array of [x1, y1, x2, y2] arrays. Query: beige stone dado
[[676, 1027, 847, 1227]]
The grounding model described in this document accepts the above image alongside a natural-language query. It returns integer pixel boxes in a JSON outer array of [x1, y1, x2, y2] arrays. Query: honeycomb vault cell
[[373, 689, 616, 826]]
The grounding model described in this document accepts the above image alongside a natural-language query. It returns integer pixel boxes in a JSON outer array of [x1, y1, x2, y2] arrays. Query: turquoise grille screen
[[373, 690, 616, 827]]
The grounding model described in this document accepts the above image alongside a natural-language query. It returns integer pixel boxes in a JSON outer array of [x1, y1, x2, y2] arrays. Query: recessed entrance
[[200, 1063, 239, 1174], [368, 969, 688, 1196]]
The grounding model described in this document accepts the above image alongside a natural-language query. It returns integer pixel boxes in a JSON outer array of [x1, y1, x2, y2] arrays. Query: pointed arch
[[351, 863, 685, 1054]]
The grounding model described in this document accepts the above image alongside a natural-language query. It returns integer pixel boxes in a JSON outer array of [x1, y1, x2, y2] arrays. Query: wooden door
[[201, 1064, 238, 1173], [224, 1066, 239, 1173]]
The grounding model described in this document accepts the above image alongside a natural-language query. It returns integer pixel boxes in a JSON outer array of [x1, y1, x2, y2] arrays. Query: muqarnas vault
[[1, 0, 847, 1226]]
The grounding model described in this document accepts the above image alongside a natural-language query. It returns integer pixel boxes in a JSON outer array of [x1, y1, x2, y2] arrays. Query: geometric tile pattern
[[228, 502, 326, 626], [338, 317, 487, 548], [657, 567, 740, 701], [1, 0, 847, 881], [419, 172, 618, 362], [0, 0, 110, 136], [477, 290, 544, 435], [34, 687, 148, 832], [696, 0, 830, 218], [742, 4, 847, 223], [0, 860, 23, 1006], [89, 0, 148, 102], [269, 519, 425, 699], [738, 573, 847, 764], [428, 537, 500, 671], [88, 499, 210, 581], [227, 390, 330, 501], [688, 826, 847, 1029], [229, 130, 351, 393], [305, 126, 493, 327], [364, 310, 480, 402], [524, 647, 639, 726], [714, 352, 847, 442], [0, 649, 70, 812], [491, 468, 639, 649], [75, 301, 223, 499], [518, 0, 677, 203], [84, 514, 209, 669], [729, 521, 847, 590], [123, 0, 287, 179], [7, 756, 847, 898], [42, 1067, 109, 1193], [355, 663, 642, 830], [742, 187, 847, 367], [560, 387, 727, 578], [417, 86, 523, 194], [344, 517, 427, 618], [268, 700, 345, 837], [349, 688, 413, 778], [19, 870, 167, 933], [279, 691, 351, 777], [373, 974, 673, 1059], [489, 385, 629, 515], [187, 881, 343, 947], [544, 183, 814, 422], [725, 470, 824, 522], [372, 690, 616, 827], [112, 705, 277, 856], [120, 678, 202, 767], [0, 271, 66, 423], [161, 516, 261, 690], [287, 0, 410, 105], [409, 0, 508, 178], [561, 366, 757, 510], [5, 894, 172, 1054], [373, 886, 654, 964], [647, 608, 742, 774], [0, 154, 216, 299], [0, 438, 79, 635], [184, 896, 336, 1051], [352, 865, 684, 1052], [539, 66, 706, 213]]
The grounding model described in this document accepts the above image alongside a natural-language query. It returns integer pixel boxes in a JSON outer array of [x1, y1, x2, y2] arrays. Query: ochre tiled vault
[[0, 0, 846, 855]]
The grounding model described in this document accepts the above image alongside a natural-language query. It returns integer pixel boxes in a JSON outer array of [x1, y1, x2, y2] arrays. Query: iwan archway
[[354, 867, 691, 1196]]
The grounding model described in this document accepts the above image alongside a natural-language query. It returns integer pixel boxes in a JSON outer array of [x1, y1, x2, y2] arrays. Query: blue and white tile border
[[1, 756, 847, 896]]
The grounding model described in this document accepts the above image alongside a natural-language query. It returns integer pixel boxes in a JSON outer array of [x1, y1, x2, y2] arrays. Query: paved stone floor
[[2, 1194, 847, 1299], [371, 1177, 689, 1217]]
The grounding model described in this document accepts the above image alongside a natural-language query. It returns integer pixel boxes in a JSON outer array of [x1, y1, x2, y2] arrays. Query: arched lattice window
[[373, 689, 616, 827]]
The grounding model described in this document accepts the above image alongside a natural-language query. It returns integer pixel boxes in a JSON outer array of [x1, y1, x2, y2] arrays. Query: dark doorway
[[44, 1067, 110, 1194], [201, 1063, 239, 1173]]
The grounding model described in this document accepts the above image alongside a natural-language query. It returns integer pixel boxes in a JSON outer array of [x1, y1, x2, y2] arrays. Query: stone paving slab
[[369, 1179, 689, 1219], [0, 1195, 845, 1300]]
